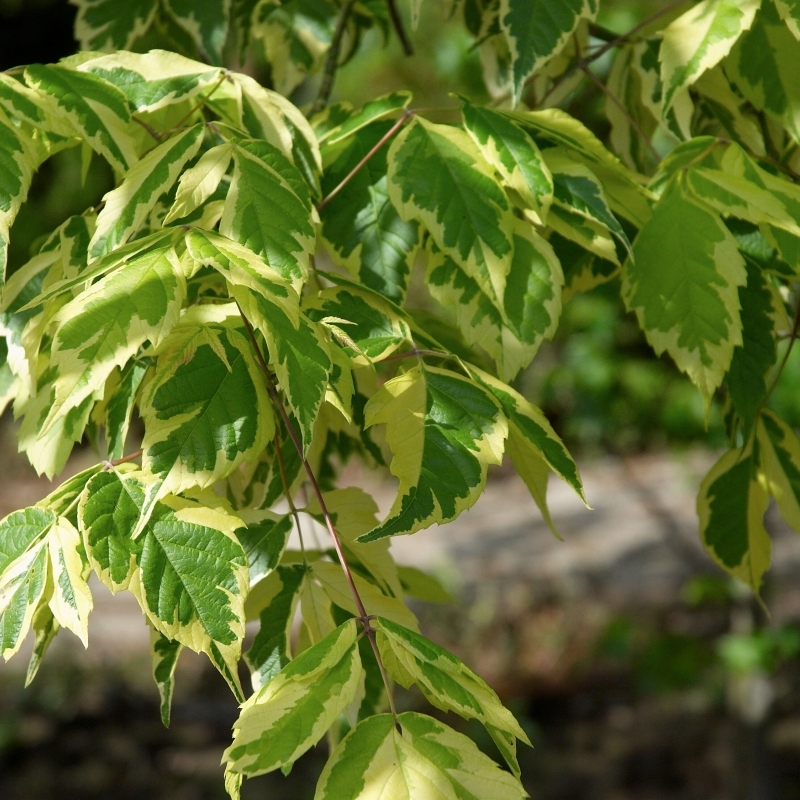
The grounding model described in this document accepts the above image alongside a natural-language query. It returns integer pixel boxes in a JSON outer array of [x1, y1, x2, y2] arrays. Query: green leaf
[[660, 0, 760, 114], [25, 600, 59, 686], [141, 320, 274, 500], [150, 626, 183, 727], [72, 0, 159, 51], [397, 565, 454, 603], [387, 117, 515, 305], [725, 260, 780, 438], [162, 0, 231, 64], [315, 712, 527, 800], [726, 0, 800, 142], [43, 245, 185, 444], [758, 410, 800, 533], [303, 283, 411, 363], [499, 0, 598, 104], [224, 619, 361, 777], [236, 509, 293, 585], [317, 91, 411, 147], [245, 563, 306, 690], [24, 64, 137, 174], [221, 140, 316, 293], [106, 358, 149, 461], [775, 0, 800, 39], [320, 120, 420, 303], [90, 124, 204, 259], [697, 447, 770, 594], [622, 180, 746, 406], [165, 143, 233, 224], [82, 50, 223, 113], [376, 617, 529, 772], [461, 97, 553, 224], [361, 365, 507, 541]]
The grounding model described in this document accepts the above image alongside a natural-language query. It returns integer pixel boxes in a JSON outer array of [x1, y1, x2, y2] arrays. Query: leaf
[[90, 124, 204, 259], [622, 180, 746, 406], [659, 0, 760, 114], [387, 117, 515, 305], [461, 97, 553, 224], [47, 517, 92, 647], [43, 245, 185, 443], [397, 566, 454, 603], [376, 616, 529, 773], [165, 143, 233, 224], [320, 120, 420, 303], [236, 510, 293, 585], [303, 283, 411, 363], [25, 600, 59, 686], [499, 0, 598, 104], [106, 358, 149, 461], [360, 365, 507, 541], [725, 259, 780, 438], [726, 0, 800, 142], [775, 0, 800, 39], [245, 563, 306, 690], [141, 322, 274, 500], [162, 0, 231, 64], [758, 410, 800, 533], [224, 619, 362, 777], [697, 447, 770, 593], [315, 712, 527, 800], [150, 626, 183, 726], [221, 140, 316, 292], [317, 91, 412, 147], [72, 0, 159, 51], [81, 50, 223, 113], [24, 64, 137, 174]]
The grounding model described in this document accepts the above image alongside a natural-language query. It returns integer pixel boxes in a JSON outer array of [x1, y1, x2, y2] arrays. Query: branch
[[238, 307, 399, 721], [273, 430, 308, 561], [103, 449, 143, 471], [386, 0, 414, 56], [311, 0, 360, 115], [382, 347, 454, 363], [317, 109, 413, 210]]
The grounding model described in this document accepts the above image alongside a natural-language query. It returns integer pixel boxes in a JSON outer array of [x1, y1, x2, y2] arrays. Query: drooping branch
[[311, 0, 360, 115], [386, 0, 414, 56]]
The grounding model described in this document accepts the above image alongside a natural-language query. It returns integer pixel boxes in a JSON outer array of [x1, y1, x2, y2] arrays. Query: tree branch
[[386, 0, 414, 56], [311, 0, 360, 115]]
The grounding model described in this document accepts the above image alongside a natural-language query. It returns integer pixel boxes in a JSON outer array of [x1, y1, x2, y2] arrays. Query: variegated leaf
[[72, 0, 159, 51], [150, 626, 183, 726], [162, 0, 231, 64], [758, 409, 800, 533]]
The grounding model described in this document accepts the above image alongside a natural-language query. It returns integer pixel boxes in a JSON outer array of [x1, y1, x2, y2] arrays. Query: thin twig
[[386, 0, 414, 55], [103, 449, 143, 471], [317, 109, 413, 210], [132, 116, 162, 142], [311, 0, 360, 115], [238, 307, 399, 722], [273, 430, 307, 561], [167, 72, 227, 133], [382, 347, 453, 363]]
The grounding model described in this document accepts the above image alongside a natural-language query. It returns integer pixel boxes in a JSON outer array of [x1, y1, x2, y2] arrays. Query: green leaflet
[[221, 140, 316, 293], [25, 600, 59, 687], [186, 230, 331, 455], [311, 560, 418, 631], [725, 260, 779, 439], [250, 0, 336, 96], [245, 563, 306, 690], [397, 566, 453, 603], [141, 321, 274, 499], [0, 506, 92, 657], [461, 98, 553, 224], [427, 220, 563, 382], [80, 469, 143, 593], [303, 283, 412, 363], [317, 91, 412, 146], [72, 0, 159, 51], [162, 0, 231, 64], [660, 0, 760, 115], [90, 125, 204, 259], [387, 117, 515, 305], [150, 626, 183, 727], [43, 245, 185, 441], [376, 617, 529, 775], [499, 0, 598, 104], [236, 509, 293, 585], [164, 143, 233, 224], [106, 358, 149, 461], [360, 364, 507, 541], [466, 364, 586, 534], [623, 179, 747, 406], [758, 410, 800, 533], [224, 619, 362, 777], [550, 231, 618, 302], [0, 108, 36, 286], [315, 712, 527, 800], [775, 0, 800, 38], [697, 447, 770, 594], [81, 50, 223, 113], [320, 120, 420, 303], [24, 64, 137, 174], [726, 0, 800, 142]]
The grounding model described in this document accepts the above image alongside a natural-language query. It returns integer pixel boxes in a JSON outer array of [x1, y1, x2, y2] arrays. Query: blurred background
[[4, 0, 800, 798]]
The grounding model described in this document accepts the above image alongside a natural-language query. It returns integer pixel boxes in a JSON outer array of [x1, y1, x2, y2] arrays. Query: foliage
[[3, 0, 800, 795]]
